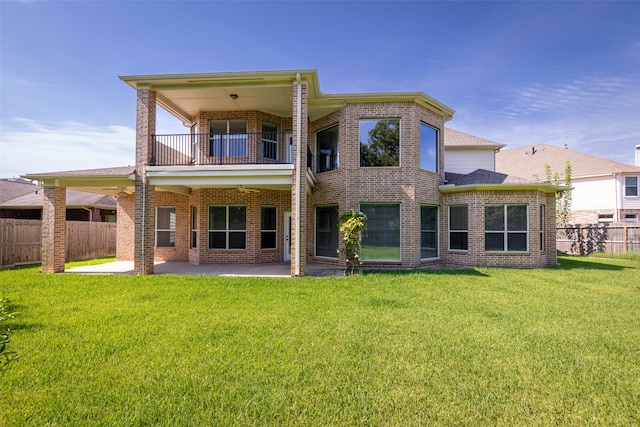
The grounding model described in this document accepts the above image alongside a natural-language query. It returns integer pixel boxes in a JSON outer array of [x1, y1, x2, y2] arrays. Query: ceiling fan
[[237, 185, 260, 194]]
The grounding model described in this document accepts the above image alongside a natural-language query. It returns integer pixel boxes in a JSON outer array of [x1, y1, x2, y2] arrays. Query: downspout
[[81, 206, 93, 222], [295, 73, 302, 276], [140, 163, 147, 275]]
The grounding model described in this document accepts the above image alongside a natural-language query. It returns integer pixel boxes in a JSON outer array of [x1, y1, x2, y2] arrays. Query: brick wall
[[116, 193, 135, 260], [41, 186, 66, 273]]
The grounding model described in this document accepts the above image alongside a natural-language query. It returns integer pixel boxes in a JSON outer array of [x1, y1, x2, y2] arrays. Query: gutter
[[439, 183, 570, 194]]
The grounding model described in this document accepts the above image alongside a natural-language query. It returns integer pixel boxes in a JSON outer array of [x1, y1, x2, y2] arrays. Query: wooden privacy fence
[[557, 224, 640, 255], [0, 219, 116, 267]]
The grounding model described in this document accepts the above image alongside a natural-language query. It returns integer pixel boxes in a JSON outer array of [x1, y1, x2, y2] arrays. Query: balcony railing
[[152, 132, 312, 167]]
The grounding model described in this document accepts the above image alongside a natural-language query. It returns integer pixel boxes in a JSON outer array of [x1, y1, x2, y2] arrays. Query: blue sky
[[1, 0, 639, 178]]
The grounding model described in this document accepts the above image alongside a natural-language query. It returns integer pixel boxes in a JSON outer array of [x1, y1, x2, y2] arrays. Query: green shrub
[[0, 297, 18, 370]]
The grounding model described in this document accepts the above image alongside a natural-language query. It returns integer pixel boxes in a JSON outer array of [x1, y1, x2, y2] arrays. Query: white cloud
[[0, 118, 135, 178]]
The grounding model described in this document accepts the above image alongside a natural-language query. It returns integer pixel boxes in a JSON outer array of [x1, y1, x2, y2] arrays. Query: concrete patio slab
[[66, 261, 345, 277]]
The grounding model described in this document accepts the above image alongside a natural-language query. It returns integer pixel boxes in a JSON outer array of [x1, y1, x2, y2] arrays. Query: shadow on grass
[[557, 256, 631, 271], [363, 268, 490, 277]]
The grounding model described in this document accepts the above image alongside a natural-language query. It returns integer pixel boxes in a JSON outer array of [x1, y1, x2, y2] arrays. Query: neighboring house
[[495, 144, 640, 224], [0, 178, 117, 221], [24, 69, 562, 275]]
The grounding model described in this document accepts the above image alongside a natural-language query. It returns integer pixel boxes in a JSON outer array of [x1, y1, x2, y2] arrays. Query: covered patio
[[66, 261, 344, 277]]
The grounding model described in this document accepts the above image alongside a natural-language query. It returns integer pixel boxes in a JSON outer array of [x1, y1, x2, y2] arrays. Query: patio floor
[[65, 260, 345, 277]]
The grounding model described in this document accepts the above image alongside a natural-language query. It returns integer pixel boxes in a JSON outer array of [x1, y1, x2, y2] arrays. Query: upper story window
[[316, 124, 339, 173], [359, 119, 400, 167], [485, 204, 528, 252], [625, 176, 638, 196], [420, 123, 438, 172], [210, 119, 247, 157], [262, 122, 278, 160]]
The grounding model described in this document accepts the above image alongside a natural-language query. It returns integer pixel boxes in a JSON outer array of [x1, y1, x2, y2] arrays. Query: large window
[[449, 205, 468, 251], [625, 176, 638, 196], [485, 205, 528, 252], [208, 205, 246, 250], [261, 206, 277, 249], [421, 205, 438, 259], [359, 119, 400, 167], [210, 119, 247, 157], [156, 207, 176, 248], [420, 123, 438, 172], [360, 204, 400, 260], [316, 206, 339, 258], [539, 205, 545, 252], [262, 122, 278, 160], [190, 206, 197, 249], [316, 124, 339, 173]]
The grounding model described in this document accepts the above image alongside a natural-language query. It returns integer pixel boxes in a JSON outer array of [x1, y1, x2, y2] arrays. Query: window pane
[[229, 232, 246, 249], [507, 205, 528, 231], [209, 206, 226, 230], [261, 206, 277, 231], [485, 233, 504, 251], [209, 232, 226, 249], [360, 119, 400, 167], [485, 206, 504, 231], [316, 206, 339, 258], [360, 204, 400, 260], [421, 205, 438, 259], [420, 123, 438, 172], [228, 120, 246, 134], [317, 125, 339, 173], [449, 232, 468, 250], [157, 207, 175, 230], [508, 233, 528, 251], [261, 232, 277, 249], [228, 206, 246, 230], [157, 230, 175, 248], [450, 205, 468, 230], [625, 177, 638, 196]]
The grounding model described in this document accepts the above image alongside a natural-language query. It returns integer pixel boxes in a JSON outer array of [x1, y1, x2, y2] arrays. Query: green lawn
[[1, 256, 639, 426]]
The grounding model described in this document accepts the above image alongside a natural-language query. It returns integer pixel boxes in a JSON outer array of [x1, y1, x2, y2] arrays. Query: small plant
[[337, 209, 367, 275], [0, 297, 18, 370]]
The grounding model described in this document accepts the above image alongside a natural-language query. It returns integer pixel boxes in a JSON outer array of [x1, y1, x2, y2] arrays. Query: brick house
[[496, 144, 640, 224], [24, 69, 562, 275]]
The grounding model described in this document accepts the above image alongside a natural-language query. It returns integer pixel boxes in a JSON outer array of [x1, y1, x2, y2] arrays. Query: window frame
[[359, 203, 401, 261], [419, 122, 439, 172], [359, 118, 401, 168], [208, 204, 247, 250], [261, 122, 278, 161], [209, 119, 248, 157], [539, 205, 545, 252], [484, 204, 529, 252], [155, 206, 176, 248], [190, 205, 197, 249], [421, 205, 439, 259], [448, 205, 468, 251], [315, 205, 339, 258], [316, 124, 339, 173], [624, 176, 638, 197], [261, 205, 277, 250]]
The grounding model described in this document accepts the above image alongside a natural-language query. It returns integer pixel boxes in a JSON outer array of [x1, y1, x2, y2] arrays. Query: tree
[[545, 161, 573, 228], [360, 119, 400, 166], [337, 209, 367, 275]]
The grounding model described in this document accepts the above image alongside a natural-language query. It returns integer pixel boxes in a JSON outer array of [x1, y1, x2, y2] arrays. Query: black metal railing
[[151, 132, 302, 166]]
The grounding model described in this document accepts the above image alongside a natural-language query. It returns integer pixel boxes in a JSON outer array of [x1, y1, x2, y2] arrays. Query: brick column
[[291, 79, 308, 276], [134, 87, 156, 274], [41, 186, 66, 273]]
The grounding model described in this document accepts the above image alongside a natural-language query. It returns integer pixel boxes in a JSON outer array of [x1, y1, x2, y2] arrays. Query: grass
[[1, 255, 639, 426]]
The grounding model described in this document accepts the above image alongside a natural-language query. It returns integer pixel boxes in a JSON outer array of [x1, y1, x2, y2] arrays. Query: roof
[[445, 169, 532, 186], [495, 143, 640, 180], [440, 169, 562, 194], [0, 185, 117, 209], [444, 128, 505, 149], [21, 166, 136, 197], [120, 69, 455, 123], [0, 178, 38, 203]]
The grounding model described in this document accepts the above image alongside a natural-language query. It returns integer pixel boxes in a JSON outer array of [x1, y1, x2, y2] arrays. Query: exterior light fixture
[[230, 94, 238, 100]]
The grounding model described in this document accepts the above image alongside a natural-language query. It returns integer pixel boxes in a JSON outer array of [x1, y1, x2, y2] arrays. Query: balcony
[[152, 132, 302, 167]]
